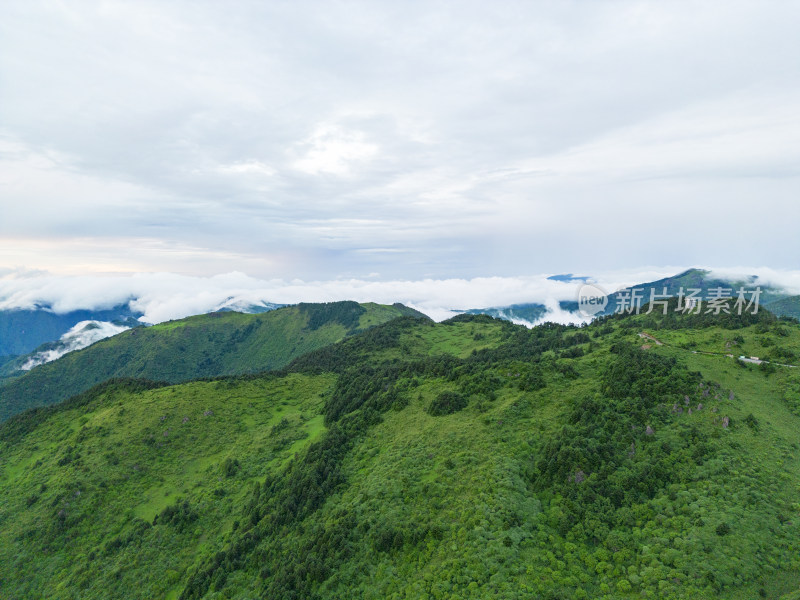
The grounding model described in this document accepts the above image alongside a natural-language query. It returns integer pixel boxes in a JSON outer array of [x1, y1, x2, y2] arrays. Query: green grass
[[0, 301, 428, 422], [0, 372, 335, 599], [641, 323, 800, 364], [2, 310, 800, 599], [422, 320, 507, 357]]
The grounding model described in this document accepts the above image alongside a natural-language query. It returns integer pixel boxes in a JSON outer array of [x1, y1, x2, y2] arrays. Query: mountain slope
[[462, 303, 549, 323], [0, 301, 428, 422], [603, 268, 797, 318], [2, 309, 800, 599], [0, 304, 142, 357], [463, 301, 580, 324], [764, 295, 800, 321], [0, 320, 135, 378], [460, 268, 798, 325]]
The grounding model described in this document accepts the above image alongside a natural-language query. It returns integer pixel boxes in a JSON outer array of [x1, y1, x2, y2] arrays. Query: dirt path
[[639, 331, 798, 368], [638, 332, 663, 345]]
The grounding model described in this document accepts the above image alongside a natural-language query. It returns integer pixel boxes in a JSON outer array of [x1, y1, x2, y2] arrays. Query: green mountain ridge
[[2, 306, 800, 598], [0, 301, 427, 423], [763, 295, 800, 321], [604, 268, 797, 318]]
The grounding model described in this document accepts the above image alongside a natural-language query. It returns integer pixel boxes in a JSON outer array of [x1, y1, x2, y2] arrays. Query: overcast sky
[[2, 1, 799, 285]]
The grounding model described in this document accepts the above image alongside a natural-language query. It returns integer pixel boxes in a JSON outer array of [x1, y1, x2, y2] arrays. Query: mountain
[[463, 303, 548, 323], [462, 301, 579, 325], [0, 304, 142, 358], [2, 305, 800, 598], [0, 301, 428, 422], [212, 299, 284, 313], [762, 295, 800, 321], [464, 269, 800, 326], [0, 300, 286, 373], [0, 320, 134, 378], [602, 268, 797, 318], [546, 273, 591, 282]]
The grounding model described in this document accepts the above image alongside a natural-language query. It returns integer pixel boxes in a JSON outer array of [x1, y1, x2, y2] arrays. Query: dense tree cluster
[[534, 343, 704, 530], [298, 301, 367, 331], [427, 391, 468, 416]]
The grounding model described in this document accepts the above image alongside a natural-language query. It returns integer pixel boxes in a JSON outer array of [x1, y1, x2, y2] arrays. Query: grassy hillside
[[1, 310, 800, 599], [0, 374, 334, 599], [0, 301, 427, 422]]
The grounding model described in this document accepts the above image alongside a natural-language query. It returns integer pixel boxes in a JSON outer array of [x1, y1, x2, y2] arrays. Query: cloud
[[529, 299, 593, 328], [20, 320, 130, 370], [1, 2, 798, 278], [4, 266, 800, 328], [292, 124, 378, 176], [705, 267, 800, 295], [217, 161, 277, 177]]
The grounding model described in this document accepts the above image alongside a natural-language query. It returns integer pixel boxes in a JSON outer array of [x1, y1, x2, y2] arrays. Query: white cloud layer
[[3, 266, 800, 327]]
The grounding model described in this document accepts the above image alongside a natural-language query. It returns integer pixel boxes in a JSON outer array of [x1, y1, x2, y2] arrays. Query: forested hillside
[[0, 301, 427, 422], [1, 308, 800, 599]]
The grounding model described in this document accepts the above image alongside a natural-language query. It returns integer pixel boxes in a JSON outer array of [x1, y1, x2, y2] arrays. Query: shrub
[[519, 368, 546, 391], [427, 391, 468, 416], [759, 362, 777, 377], [220, 457, 241, 477], [154, 499, 198, 531], [744, 413, 760, 431], [561, 346, 585, 359]]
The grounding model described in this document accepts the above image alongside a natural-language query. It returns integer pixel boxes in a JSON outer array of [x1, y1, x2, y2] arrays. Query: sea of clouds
[[3, 266, 800, 328], [0, 268, 662, 325], [3, 265, 800, 369]]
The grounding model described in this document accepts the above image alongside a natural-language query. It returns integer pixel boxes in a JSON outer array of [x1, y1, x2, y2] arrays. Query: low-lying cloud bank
[[2, 266, 800, 327], [20, 320, 130, 370]]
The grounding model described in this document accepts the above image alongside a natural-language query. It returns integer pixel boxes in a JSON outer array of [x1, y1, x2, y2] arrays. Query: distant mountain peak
[[546, 273, 591, 283]]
